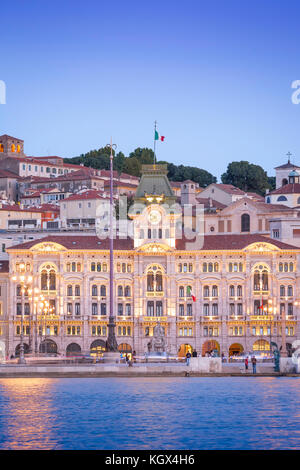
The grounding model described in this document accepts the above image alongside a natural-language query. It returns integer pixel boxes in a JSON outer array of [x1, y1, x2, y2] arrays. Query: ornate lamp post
[[105, 139, 118, 352], [12, 265, 33, 364], [280, 305, 288, 357]]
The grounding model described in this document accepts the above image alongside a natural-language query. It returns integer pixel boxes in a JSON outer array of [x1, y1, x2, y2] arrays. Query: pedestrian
[[245, 356, 249, 371], [186, 351, 192, 366], [251, 356, 257, 374], [125, 353, 129, 365], [132, 350, 136, 363], [192, 350, 197, 357]]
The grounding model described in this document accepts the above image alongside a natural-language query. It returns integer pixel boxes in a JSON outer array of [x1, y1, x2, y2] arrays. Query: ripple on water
[[0, 377, 299, 450]]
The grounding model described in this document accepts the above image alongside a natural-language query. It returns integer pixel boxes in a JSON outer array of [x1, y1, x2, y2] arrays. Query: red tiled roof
[[7, 233, 299, 252], [269, 183, 300, 195], [212, 184, 245, 195], [62, 190, 107, 202], [274, 162, 300, 170], [0, 134, 24, 142], [176, 234, 299, 250], [196, 197, 227, 210], [0, 169, 20, 179], [0, 203, 59, 213], [8, 235, 134, 251], [246, 192, 265, 201]]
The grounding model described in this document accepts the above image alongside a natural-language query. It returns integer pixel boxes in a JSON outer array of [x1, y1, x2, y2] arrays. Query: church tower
[[0, 134, 24, 158]]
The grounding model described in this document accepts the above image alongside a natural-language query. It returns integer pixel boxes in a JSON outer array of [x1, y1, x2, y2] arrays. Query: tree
[[221, 161, 269, 195], [129, 147, 154, 165], [114, 152, 126, 175], [122, 157, 141, 177]]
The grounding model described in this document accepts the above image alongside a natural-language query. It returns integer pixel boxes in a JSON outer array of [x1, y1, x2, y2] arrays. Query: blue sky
[[1, 0, 300, 179]]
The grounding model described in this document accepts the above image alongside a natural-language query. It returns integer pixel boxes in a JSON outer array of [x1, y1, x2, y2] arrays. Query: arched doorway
[[202, 340, 220, 357], [118, 343, 132, 360], [66, 343, 81, 357], [39, 339, 57, 355], [253, 339, 270, 351], [178, 344, 193, 358], [90, 339, 106, 357], [15, 343, 29, 357], [229, 343, 244, 357]]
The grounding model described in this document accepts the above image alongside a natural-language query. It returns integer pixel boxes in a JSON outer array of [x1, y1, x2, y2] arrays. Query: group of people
[[244, 355, 257, 374], [185, 350, 258, 373]]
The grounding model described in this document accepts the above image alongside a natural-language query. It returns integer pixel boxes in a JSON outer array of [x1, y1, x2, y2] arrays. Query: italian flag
[[187, 286, 196, 302], [155, 130, 165, 141]]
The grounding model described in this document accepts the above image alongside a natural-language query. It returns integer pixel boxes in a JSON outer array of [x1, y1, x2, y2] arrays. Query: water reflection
[[0, 377, 299, 449], [0, 379, 58, 449]]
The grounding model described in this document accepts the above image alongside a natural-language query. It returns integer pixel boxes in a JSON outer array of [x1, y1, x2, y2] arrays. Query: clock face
[[149, 210, 161, 225]]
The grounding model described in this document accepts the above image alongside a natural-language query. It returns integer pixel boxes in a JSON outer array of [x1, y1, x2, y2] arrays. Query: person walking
[[251, 356, 257, 374], [186, 351, 192, 366], [245, 356, 249, 371]]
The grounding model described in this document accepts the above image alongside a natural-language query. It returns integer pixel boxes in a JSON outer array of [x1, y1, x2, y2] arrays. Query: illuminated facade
[[0, 165, 299, 359]]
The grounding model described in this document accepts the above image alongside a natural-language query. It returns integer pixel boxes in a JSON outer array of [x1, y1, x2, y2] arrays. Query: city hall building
[[1, 165, 300, 359]]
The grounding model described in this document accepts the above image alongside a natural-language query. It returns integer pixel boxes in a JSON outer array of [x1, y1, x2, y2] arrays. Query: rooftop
[[7, 233, 299, 252]]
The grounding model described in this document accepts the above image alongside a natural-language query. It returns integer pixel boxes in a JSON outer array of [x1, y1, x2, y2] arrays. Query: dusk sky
[[1, 0, 300, 179]]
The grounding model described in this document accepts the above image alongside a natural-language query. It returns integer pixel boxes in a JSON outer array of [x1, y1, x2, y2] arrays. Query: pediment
[[244, 242, 280, 253], [30, 241, 67, 253], [137, 242, 173, 253]]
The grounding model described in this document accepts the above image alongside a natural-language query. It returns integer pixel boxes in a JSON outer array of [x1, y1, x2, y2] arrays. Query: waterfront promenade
[[0, 361, 297, 377]]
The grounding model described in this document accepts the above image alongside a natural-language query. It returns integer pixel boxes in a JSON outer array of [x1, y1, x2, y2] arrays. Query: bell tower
[[0, 134, 24, 158]]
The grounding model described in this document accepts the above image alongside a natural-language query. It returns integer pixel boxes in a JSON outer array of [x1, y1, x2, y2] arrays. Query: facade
[[3, 233, 300, 360], [1, 164, 299, 360]]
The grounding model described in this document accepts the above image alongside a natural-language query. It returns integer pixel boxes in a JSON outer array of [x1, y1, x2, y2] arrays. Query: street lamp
[[12, 264, 33, 364], [105, 139, 118, 352]]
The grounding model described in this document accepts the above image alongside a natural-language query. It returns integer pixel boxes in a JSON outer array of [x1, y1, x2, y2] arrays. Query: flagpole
[[153, 120, 157, 165]]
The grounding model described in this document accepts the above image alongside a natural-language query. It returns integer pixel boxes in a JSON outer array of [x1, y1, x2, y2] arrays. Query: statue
[[271, 342, 280, 372], [151, 321, 166, 354]]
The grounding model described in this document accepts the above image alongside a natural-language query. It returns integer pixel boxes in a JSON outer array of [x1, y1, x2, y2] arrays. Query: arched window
[[17, 144, 21, 153], [75, 285, 80, 296], [124, 286, 131, 297], [229, 285, 235, 297], [156, 273, 163, 291], [0, 144, 3, 153], [203, 286, 209, 297], [147, 273, 154, 292], [212, 285, 218, 297], [282, 178, 288, 186], [40, 265, 56, 291], [11, 144, 15, 152], [266, 196, 270, 203], [147, 265, 163, 292], [118, 286, 123, 297], [253, 265, 269, 292], [288, 285, 293, 297], [67, 285, 73, 296], [277, 196, 287, 201], [280, 285, 285, 297], [100, 285, 106, 297], [241, 213, 250, 232], [179, 286, 184, 297], [202, 263, 207, 272], [237, 285, 242, 297], [92, 285, 97, 296]]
